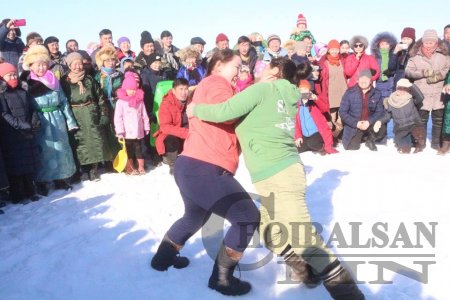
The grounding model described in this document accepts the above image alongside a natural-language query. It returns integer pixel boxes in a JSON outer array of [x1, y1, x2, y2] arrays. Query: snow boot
[[36, 182, 49, 196], [431, 109, 444, 150], [397, 146, 411, 154], [208, 244, 251, 296], [281, 245, 321, 288], [54, 179, 73, 191], [437, 141, 450, 155], [137, 159, 145, 175], [321, 260, 365, 300], [412, 126, 426, 153], [88, 164, 100, 182], [151, 235, 189, 271]]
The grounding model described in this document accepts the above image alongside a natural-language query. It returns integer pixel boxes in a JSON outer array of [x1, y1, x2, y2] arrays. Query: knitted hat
[[0, 63, 17, 77], [160, 30, 172, 39], [299, 79, 311, 90], [121, 71, 138, 90], [95, 44, 117, 69], [358, 69, 373, 79], [117, 37, 130, 46], [401, 27, 416, 40], [396, 78, 412, 88], [327, 39, 340, 50], [422, 29, 438, 42], [147, 53, 162, 66], [140, 31, 154, 48], [23, 45, 50, 70], [26, 32, 43, 46], [295, 41, 307, 52], [267, 34, 281, 45], [216, 33, 229, 43], [65, 52, 83, 67], [190, 37, 206, 45], [44, 36, 59, 46], [297, 14, 307, 27]]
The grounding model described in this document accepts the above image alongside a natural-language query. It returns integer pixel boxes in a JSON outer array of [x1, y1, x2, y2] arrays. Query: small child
[[294, 80, 338, 155], [114, 71, 150, 175], [374, 78, 425, 153]]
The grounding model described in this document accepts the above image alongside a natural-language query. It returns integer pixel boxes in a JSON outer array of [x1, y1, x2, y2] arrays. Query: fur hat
[[396, 78, 412, 88], [422, 29, 439, 42], [140, 31, 154, 48], [176, 47, 200, 63], [401, 27, 416, 40], [350, 35, 369, 49], [296, 14, 307, 27], [65, 52, 83, 67], [0, 62, 17, 77], [26, 32, 43, 46], [121, 71, 138, 90], [23, 45, 50, 70], [95, 45, 117, 69]]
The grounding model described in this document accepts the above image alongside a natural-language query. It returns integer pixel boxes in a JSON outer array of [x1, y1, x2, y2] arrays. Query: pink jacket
[[114, 99, 150, 139]]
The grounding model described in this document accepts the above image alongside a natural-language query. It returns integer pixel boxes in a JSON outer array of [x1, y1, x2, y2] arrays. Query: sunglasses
[[354, 43, 364, 48]]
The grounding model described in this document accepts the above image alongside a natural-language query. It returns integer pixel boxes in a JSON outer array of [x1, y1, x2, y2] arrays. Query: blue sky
[[6, 0, 449, 53]]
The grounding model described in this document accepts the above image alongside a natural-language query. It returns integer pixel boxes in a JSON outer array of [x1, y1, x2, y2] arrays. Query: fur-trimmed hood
[[371, 32, 397, 58], [350, 35, 369, 50], [409, 38, 449, 57]]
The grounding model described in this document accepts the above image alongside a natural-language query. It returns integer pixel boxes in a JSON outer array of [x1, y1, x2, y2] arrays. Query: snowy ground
[[1, 136, 449, 300]]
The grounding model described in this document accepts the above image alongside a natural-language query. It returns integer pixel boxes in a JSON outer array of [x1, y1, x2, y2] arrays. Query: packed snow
[[1, 134, 449, 300]]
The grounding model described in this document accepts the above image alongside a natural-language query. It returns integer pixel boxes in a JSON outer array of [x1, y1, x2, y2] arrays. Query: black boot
[[208, 245, 251, 296], [54, 179, 73, 191], [88, 164, 100, 182], [163, 151, 178, 175], [321, 260, 365, 300], [151, 235, 189, 271], [36, 182, 49, 196], [281, 245, 321, 288]]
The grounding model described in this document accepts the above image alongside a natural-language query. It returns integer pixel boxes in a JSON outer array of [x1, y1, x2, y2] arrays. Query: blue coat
[[176, 65, 206, 86], [0, 25, 25, 67], [27, 78, 77, 182], [339, 86, 385, 149]]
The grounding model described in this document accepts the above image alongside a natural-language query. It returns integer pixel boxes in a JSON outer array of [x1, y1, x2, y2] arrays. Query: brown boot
[[437, 141, 450, 155], [137, 159, 145, 175], [412, 126, 426, 153], [125, 159, 138, 175]]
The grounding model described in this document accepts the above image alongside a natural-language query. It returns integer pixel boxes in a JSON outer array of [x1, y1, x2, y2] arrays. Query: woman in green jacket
[[190, 58, 365, 300]]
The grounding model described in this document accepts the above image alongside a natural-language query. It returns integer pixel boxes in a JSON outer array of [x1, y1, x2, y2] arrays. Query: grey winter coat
[[405, 39, 450, 111]]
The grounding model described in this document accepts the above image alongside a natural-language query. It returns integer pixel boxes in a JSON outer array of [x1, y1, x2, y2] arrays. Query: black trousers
[[8, 173, 35, 202], [298, 132, 324, 153], [346, 123, 387, 150], [419, 109, 444, 149], [125, 139, 144, 159], [163, 135, 184, 153]]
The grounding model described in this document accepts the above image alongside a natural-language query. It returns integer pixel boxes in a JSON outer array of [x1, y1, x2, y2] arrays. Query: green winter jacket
[[61, 75, 115, 165], [194, 79, 302, 183], [444, 72, 450, 135]]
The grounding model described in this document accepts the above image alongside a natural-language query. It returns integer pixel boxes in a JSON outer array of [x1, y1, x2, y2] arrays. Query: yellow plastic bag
[[113, 138, 128, 173]]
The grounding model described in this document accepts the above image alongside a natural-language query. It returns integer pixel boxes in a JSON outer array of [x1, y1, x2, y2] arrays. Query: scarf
[[67, 70, 86, 95], [326, 54, 341, 66], [388, 91, 412, 108], [101, 67, 115, 106], [116, 88, 144, 109], [421, 43, 438, 59], [380, 48, 390, 81], [30, 70, 60, 91]]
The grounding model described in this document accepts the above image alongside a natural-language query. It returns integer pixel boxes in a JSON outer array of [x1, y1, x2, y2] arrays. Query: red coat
[[294, 97, 338, 154], [344, 52, 380, 88], [154, 90, 188, 155], [315, 56, 348, 109]]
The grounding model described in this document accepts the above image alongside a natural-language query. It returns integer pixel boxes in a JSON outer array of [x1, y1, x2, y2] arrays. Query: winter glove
[[426, 72, 444, 84], [422, 69, 435, 78], [373, 121, 382, 133]]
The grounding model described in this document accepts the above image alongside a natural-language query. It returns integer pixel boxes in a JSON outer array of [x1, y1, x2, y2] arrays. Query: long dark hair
[[269, 57, 312, 85], [206, 49, 236, 76]]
